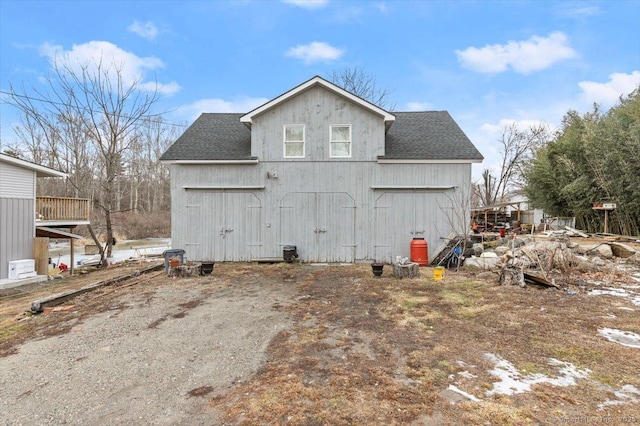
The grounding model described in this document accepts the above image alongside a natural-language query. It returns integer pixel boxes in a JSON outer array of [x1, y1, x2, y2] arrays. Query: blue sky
[[1, 0, 639, 178]]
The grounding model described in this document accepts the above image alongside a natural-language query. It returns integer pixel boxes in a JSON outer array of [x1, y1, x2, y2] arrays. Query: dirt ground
[[1, 252, 640, 425]]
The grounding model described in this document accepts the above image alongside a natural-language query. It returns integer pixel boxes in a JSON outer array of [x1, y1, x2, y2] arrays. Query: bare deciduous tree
[[6, 55, 161, 262], [474, 122, 550, 207], [329, 67, 395, 111]]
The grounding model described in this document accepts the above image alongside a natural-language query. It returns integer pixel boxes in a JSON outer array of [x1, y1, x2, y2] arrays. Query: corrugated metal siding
[[0, 162, 35, 199], [0, 198, 35, 279]]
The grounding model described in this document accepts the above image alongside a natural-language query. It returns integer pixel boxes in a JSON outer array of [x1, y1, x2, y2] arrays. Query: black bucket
[[201, 261, 214, 275], [283, 245, 298, 262]]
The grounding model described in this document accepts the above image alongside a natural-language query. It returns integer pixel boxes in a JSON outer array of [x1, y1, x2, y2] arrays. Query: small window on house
[[330, 125, 351, 158], [284, 124, 305, 158]]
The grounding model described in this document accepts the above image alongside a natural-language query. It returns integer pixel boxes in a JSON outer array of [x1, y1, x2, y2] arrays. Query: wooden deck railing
[[36, 197, 91, 222]]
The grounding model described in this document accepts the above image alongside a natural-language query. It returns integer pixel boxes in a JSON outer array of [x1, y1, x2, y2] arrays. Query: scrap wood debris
[[462, 230, 640, 291]]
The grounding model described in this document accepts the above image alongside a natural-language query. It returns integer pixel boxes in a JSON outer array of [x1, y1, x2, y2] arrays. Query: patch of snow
[[598, 385, 640, 409], [588, 286, 640, 306], [458, 371, 476, 379], [484, 353, 590, 396], [447, 385, 482, 402], [598, 328, 640, 348], [51, 239, 172, 267], [589, 288, 630, 297]]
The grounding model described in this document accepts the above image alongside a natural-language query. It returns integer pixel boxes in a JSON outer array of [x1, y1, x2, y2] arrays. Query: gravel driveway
[[0, 265, 297, 425]]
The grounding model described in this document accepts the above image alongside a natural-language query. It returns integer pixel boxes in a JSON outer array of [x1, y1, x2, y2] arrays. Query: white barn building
[[160, 76, 483, 263]]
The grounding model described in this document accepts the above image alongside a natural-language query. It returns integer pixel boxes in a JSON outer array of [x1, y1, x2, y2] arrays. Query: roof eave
[[240, 76, 395, 125], [0, 153, 68, 178], [377, 158, 484, 164]]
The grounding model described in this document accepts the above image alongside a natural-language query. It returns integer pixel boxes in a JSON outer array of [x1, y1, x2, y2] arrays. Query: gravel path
[[1, 273, 296, 425]]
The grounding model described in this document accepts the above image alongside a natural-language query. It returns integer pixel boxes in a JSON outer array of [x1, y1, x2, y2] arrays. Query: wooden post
[[70, 237, 75, 276], [33, 237, 49, 276], [604, 210, 609, 234]]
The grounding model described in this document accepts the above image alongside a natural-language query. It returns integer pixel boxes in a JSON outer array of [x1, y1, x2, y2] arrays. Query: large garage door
[[280, 192, 355, 262], [184, 191, 262, 261], [374, 190, 452, 263]]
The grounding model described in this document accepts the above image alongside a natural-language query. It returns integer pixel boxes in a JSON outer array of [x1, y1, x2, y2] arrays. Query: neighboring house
[[160, 76, 483, 263], [0, 153, 90, 280]]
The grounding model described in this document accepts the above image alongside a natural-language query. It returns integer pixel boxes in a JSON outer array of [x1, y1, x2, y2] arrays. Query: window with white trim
[[330, 125, 351, 158], [283, 124, 305, 158]]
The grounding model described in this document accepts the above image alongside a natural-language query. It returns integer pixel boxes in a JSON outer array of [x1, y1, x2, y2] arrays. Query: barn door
[[222, 192, 262, 261], [185, 191, 261, 261], [280, 192, 355, 262], [374, 190, 452, 263]]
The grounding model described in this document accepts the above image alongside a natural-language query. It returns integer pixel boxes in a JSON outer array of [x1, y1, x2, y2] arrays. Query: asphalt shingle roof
[[160, 111, 483, 162], [160, 113, 253, 161], [383, 111, 483, 161]]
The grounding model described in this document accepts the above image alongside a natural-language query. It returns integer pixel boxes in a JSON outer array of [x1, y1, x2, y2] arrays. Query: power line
[[0, 89, 190, 129]]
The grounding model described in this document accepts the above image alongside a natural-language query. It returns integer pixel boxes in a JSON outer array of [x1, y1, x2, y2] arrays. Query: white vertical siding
[[0, 162, 35, 199], [0, 198, 35, 279]]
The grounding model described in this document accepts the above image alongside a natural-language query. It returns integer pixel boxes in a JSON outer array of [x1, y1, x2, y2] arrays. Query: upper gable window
[[330, 125, 352, 158], [284, 124, 305, 158]]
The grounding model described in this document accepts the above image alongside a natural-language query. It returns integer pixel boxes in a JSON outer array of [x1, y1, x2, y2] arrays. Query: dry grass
[[209, 264, 640, 425], [3, 260, 639, 424]]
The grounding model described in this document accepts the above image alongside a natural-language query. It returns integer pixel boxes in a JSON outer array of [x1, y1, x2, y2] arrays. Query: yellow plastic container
[[433, 266, 445, 281]]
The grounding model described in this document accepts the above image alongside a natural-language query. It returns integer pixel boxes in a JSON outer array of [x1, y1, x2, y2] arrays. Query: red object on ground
[[59, 263, 68, 271], [410, 238, 428, 266], [499, 228, 506, 237]]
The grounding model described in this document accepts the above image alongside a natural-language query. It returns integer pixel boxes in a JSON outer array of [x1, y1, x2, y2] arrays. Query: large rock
[[464, 256, 501, 270], [625, 252, 640, 267], [609, 242, 637, 258], [577, 243, 613, 259]]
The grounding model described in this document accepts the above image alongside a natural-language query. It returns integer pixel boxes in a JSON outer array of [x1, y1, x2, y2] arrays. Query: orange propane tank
[[410, 238, 428, 266]]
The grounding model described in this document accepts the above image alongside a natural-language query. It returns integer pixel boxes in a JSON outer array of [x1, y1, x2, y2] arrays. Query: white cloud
[[554, 3, 602, 18], [281, 0, 328, 9], [405, 101, 433, 111], [456, 32, 578, 74], [578, 71, 640, 107], [128, 20, 159, 41], [39, 41, 181, 95], [375, 2, 389, 13], [176, 96, 270, 120], [285, 41, 345, 65]]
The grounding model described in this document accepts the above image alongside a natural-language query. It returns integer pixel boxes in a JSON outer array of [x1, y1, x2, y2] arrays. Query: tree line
[[2, 58, 181, 258], [524, 89, 640, 235]]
